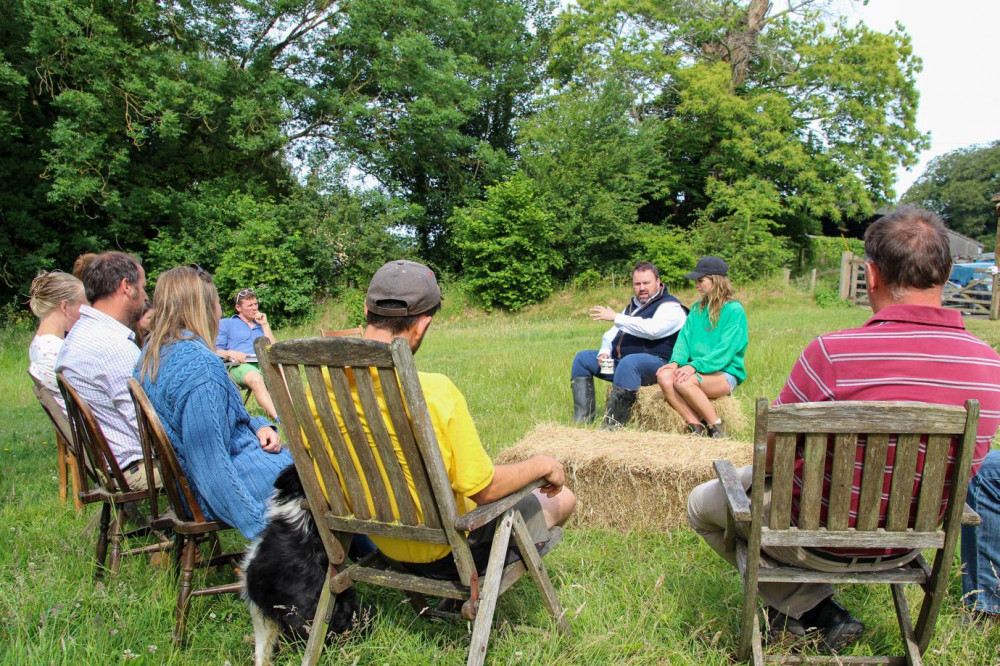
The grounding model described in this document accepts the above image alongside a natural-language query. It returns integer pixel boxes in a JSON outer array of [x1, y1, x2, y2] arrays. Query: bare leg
[[533, 487, 576, 529], [244, 370, 278, 421], [656, 367, 701, 424], [675, 373, 732, 424]]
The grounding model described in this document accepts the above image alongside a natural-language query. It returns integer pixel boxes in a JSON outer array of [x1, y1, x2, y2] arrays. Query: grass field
[[2, 280, 999, 665]]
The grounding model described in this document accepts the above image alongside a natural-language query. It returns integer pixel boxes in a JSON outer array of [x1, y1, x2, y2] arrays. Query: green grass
[[2, 282, 999, 664]]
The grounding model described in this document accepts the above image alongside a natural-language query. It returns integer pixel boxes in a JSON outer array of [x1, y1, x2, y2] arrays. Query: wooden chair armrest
[[962, 502, 981, 526], [713, 460, 751, 523], [454, 480, 543, 532]]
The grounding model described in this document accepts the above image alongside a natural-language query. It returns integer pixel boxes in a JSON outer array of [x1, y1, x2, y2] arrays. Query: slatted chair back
[[320, 326, 363, 338], [57, 371, 135, 497], [750, 399, 978, 554], [128, 378, 209, 524], [256, 335, 478, 585], [30, 374, 84, 509]]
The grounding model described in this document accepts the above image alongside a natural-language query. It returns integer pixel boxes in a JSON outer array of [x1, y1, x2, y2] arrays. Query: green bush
[[693, 176, 794, 282], [814, 287, 852, 309], [633, 225, 697, 288], [452, 174, 563, 311], [805, 235, 864, 270]]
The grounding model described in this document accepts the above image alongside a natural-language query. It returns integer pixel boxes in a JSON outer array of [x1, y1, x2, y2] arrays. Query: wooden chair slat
[[796, 433, 828, 530], [302, 365, 371, 519], [766, 401, 967, 434], [825, 433, 858, 531], [913, 435, 951, 532], [353, 368, 420, 525], [854, 433, 889, 531], [256, 342, 347, 568], [378, 367, 442, 529], [325, 366, 395, 521], [265, 337, 394, 367], [768, 434, 797, 530], [886, 434, 921, 532], [284, 364, 351, 518]]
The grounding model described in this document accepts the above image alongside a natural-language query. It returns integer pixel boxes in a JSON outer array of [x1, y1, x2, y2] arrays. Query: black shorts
[[401, 493, 550, 581]]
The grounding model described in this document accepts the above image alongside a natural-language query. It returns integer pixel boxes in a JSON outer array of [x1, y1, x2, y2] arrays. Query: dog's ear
[[272, 464, 304, 496]]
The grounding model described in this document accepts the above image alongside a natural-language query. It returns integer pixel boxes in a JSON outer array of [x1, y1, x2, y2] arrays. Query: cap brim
[[684, 271, 704, 280]]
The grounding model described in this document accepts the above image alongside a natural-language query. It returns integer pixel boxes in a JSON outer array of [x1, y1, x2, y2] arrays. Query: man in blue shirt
[[215, 287, 278, 420]]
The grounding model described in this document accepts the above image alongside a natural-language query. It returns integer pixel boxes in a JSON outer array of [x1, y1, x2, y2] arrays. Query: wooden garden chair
[[713, 399, 981, 666], [128, 378, 243, 645], [56, 371, 172, 577], [255, 335, 571, 666], [29, 374, 83, 510], [320, 326, 363, 337]]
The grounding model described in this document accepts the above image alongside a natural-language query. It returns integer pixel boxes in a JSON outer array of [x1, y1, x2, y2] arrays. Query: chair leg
[[914, 551, 952, 654], [67, 450, 83, 511], [174, 536, 199, 645], [95, 502, 112, 577], [301, 564, 335, 666], [467, 509, 515, 666], [736, 576, 761, 663], [891, 584, 922, 666], [56, 433, 68, 503], [108, 504, 126, 575], [511, 512, 570, 635]]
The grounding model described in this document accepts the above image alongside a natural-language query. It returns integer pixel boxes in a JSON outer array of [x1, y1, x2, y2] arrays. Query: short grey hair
[[864, 206, 952, 300]]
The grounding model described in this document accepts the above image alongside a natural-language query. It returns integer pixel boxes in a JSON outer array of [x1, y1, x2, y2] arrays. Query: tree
[[546, 0, 928, 246], [902, 141, 1000, 242]]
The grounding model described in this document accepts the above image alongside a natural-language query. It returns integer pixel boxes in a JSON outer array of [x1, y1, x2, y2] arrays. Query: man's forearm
[[470, 456, 555, 505]]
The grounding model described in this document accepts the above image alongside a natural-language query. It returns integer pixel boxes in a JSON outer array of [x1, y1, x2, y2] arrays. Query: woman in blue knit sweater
[[135, 266, 292, 539], [656, 256, 748, 438]]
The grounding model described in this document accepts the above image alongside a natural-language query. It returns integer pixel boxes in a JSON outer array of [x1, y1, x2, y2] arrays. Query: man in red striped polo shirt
[[688, 206, 1000, 651]]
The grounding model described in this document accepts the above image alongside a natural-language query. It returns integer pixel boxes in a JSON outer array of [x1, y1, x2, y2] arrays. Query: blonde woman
[[135, 266, 292, 539], [656, 257, 748, 437], [28, 270, 88, 403]]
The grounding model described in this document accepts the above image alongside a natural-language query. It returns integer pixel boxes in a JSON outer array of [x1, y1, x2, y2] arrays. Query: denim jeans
[[962, 449, 1000, 614], [571, 350, 665, 390]]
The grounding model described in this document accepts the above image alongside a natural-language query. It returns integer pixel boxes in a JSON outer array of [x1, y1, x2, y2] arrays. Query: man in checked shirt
[[688, 206, 1000, 650]]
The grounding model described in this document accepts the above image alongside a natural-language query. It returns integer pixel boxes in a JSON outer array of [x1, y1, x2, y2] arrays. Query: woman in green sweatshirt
[[656, 256, 747, 438]]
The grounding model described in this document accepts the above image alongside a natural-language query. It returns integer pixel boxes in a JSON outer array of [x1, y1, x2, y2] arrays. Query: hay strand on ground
[[496, 423, 752, 532], [624, 385, 746, 434]]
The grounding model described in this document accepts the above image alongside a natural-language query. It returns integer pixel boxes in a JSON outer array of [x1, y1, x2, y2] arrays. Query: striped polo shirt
[[775, 304, 1000, 555]]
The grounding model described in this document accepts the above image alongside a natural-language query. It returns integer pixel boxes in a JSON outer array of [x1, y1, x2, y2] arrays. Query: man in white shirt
[[56, 251, 154, 489], [571, 262, 687, 428]]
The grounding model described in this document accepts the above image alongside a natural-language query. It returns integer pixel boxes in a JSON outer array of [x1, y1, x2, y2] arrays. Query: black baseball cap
[[685, 256, 729, 279], [366, 260, 443, 316]]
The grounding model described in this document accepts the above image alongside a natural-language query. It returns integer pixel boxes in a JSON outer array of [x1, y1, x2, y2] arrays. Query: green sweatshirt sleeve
[[668, 316, 693, 365], [690, 302, 748, 375]]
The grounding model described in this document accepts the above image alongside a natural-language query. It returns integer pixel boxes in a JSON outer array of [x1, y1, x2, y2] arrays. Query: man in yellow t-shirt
[[335, 260, 576, 579]]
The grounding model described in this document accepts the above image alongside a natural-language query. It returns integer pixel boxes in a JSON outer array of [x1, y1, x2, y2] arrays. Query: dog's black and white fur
[[242, 465, 366, 666]]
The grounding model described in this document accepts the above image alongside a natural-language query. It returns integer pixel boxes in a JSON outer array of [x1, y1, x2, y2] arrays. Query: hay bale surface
[[496, 424, 752, 533], [622, 385, 746, 434]]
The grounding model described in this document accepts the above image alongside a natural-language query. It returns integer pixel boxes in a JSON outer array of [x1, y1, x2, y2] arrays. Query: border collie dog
[[243, 465, 368, 666]]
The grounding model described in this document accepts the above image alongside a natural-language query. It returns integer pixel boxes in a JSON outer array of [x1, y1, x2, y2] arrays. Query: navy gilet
[[611, 288, 687, 361]]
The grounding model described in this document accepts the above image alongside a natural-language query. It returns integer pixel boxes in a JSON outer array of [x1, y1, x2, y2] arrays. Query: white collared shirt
[[598, 296, 687, 356], [56, 305, 142, 467]]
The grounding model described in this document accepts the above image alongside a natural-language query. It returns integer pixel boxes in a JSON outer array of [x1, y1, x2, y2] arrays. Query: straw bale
[[615, 385, 746, 434], [496, 424, 752, 533]]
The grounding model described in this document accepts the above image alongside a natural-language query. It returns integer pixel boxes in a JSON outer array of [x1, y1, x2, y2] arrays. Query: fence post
[[839, 251, 853, 300], [809, 268, 817, 292], [991, 193, 1000, 320], [781, 268, 790, 286]]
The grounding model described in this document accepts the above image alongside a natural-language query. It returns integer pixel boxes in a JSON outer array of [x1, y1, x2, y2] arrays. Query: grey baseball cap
[[685, 256, 729, 279], [366, 260, 443, 316]]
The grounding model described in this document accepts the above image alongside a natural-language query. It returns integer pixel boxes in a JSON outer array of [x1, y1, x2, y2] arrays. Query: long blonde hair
[[698, 274, 736, 327], [29, 270, 85, 319], [139, 266, 219, 381]]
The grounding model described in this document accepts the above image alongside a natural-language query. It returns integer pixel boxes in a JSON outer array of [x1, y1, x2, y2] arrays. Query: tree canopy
[[902, 141, 1000, 243], [1, 0, 930, 316]]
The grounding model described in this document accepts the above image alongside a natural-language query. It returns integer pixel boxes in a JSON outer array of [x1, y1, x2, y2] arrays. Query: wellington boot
[[572, 377, 596, 423], [601, 385, 637, 430]]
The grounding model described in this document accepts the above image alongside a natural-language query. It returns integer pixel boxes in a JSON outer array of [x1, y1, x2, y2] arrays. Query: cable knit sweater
[[135, 337, 292, 539]]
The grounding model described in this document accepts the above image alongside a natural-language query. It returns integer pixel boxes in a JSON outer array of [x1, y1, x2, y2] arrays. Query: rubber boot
[[571, 377, 596, 423], [601, 385, 638, 430]]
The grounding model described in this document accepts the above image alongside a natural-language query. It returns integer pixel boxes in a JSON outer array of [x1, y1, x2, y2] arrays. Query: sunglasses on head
[[236, 287, 256, 303], [188, 263, 212, 279]]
